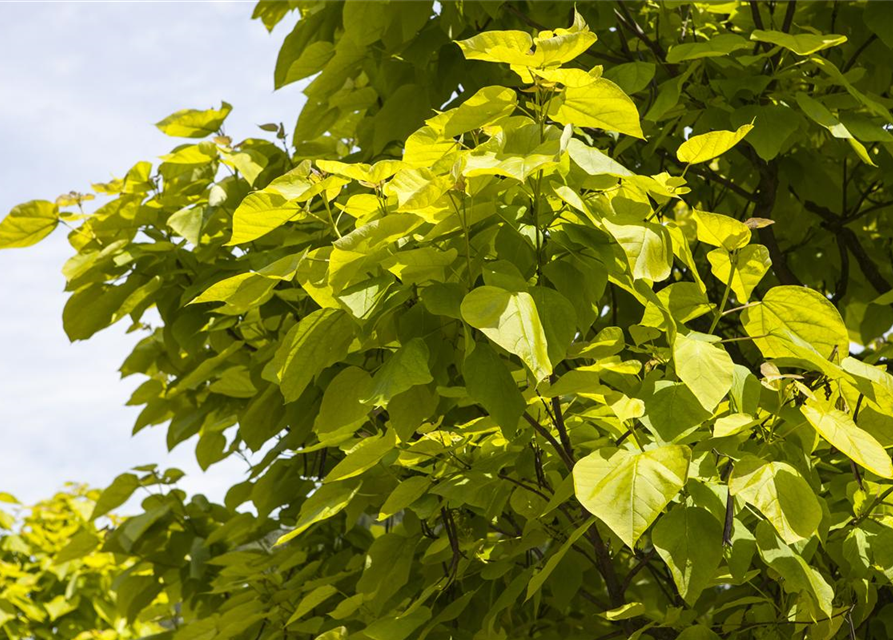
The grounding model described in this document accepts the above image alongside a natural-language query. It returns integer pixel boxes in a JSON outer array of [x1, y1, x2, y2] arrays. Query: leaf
[[640, 381, 711, 443], [691, 209, 751, 251], [53, 529, 101, 565], [549, 78, 643, 138], [673, 332, 734, 412], [464, 343, 526, 435], [652, 506, 723, 604], [666, 33, 749, 63], [706, 245, 771, 303], [602, 602, 645, 621], [755, 521, 834, 617], [801, 401, 893, 479], [729, 456, 822, 543], [461, 286, 552, 381], [566, 138, 633, 177], [325, 430, 397, 483], [676, 124, 753, 164], [750, 29, 847, 56], [229, 191, 302, 245], [91, 473, 140, 519], [456, 13, 595, 68], [361, 339, 433, 407], [168, 206, 204, 245], [0, 200, 59, 249], [574, 445, 691, 548], [275, 309, 356, 403], [602, 216, 673, 282], [427, 86, 517, 137], [379, 476, 430, 521], [388, 168, 452, 211], [287, 585, 338, 625], [525, 518, 594, 601], [602, 61, 655, 95], [455, 30, 537, 66], [530, 287, 577, 366], [314, 367, 373, 436], [740, 285, 849, 360], [277, 481, 361, 545], [155, 101, 232, 138], [865, 1, 893, 49]]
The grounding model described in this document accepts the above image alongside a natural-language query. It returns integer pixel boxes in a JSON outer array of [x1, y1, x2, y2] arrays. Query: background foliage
[[4, 1, 893, 638]]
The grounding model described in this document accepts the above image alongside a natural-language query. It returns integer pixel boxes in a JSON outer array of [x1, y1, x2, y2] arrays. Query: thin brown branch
[[549, 374, 574, 462], [843, 33, 877, 73], [524, 412, 575, 472], [613, 3, 677, 75]]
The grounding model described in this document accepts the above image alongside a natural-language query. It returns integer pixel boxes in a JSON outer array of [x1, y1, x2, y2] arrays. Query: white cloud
[[0, 4, 305, 505]]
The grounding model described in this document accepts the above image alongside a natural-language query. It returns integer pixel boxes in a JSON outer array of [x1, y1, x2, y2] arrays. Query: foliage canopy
[[5, 1, 893, 638]]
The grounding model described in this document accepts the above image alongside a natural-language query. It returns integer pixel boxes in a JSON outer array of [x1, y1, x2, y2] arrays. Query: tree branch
[[801, 199, 893, 295], [613, 3, 678, 75], [781, 0, 797, 33], [549, 374, 574, 462], [523, 413, 575, 472], [750, 157, 802, 286], [843, 33, 877, 73]]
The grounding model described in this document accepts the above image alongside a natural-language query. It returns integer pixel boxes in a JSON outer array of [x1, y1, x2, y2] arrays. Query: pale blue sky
[[0, 3, 305, 505]]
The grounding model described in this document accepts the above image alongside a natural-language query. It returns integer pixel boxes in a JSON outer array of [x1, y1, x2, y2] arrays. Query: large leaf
[[427, 86, 517, 138], [706, 245, 771, 303], [602, 216, 673, 282], [155, 101, 232, 138], [676, 124, 753, 164], [574, 445, 691, 548], [801, 401, 893, 479], [274, 309, 356, 402], [691, 209, 750, 251], [0, 200, 59, 249], [740, 286, 849, 360], [549, 78, 643, 138], [652, 506, 722, 604], [276, 481, 361, 545], [461, 286, 551, 381], [464, 343, 526, 435], [325, 429, 397, 483], [666, 33, 749, 63], [750, 29, 847, 56], [673, 332, 734, 412], [229, 191, 302, 245], [729, 455, 822, 543], [755, 521, 834, 617], [362, 339, 434, 407]]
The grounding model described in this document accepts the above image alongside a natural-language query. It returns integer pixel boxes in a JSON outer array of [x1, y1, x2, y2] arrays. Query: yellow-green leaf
[[801, 401, 893, 479], [0, 200, 59, 249], [730, 455, 822, 543], [155, 101, 232, 138], [461, 286, 551, 381], [574, 445, 690, 548], [751, 29, 847, 56], [427, 86, 517, 138], [673, 332, 734, 412], [677, 124, 753, 165], [276, 482, 361, 545], [229, 191, 302, 245], [603, 216, 673, 282], [741, 285, 849, 360], [692, 209, 751, 251], [325, 430, 397, 483], [652, 506, 723, 604], [549, 78, 643, 138], [706, 245, 771, 303]]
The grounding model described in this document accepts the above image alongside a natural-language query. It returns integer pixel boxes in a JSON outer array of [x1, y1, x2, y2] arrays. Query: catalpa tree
[[2, 2, 893, 639]]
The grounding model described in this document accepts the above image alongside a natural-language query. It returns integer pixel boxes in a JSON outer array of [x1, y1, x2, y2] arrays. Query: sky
[[0, 3, 305, 506]]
